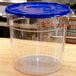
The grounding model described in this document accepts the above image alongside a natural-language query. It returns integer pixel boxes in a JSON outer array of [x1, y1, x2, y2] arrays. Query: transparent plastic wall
[[7, 15, 69, 74]]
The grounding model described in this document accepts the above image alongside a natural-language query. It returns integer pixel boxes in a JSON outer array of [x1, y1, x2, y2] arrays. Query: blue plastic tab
[[5, 2, 72, 18]]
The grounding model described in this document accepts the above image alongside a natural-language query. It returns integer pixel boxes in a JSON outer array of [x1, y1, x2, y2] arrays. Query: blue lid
[[5, 2, 72, 18]]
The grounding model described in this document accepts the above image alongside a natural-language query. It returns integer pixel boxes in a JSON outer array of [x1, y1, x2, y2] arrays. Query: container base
[[14, 56, 62, 75]]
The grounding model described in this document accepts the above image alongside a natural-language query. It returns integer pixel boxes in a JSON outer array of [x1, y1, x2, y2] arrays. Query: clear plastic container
[[5, 2, 72, 75]]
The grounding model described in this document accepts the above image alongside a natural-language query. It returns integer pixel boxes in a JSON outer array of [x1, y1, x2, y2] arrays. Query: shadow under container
[[5, 2, 72, 75]]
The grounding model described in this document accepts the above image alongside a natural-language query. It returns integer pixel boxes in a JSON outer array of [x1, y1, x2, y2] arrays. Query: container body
[[7, 14, 70, 74]]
